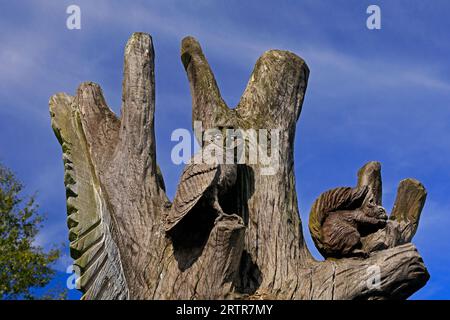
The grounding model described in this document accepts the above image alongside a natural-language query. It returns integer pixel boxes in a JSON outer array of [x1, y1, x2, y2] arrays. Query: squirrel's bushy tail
[[309, 185, 369, 254]]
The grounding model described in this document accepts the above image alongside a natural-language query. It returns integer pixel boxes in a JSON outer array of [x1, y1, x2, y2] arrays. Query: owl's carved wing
[[165, 158, 220, 232], [50, 94, 128, 299]]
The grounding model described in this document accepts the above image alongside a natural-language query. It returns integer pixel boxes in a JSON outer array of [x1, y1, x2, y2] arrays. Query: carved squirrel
[[309, 185, 387, 258]]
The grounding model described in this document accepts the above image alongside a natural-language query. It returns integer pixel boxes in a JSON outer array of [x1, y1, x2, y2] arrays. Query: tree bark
[[49, 32, 429, 300]]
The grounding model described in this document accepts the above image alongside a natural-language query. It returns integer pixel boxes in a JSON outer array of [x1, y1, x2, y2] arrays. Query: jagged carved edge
[[50, 93, 128, 299]]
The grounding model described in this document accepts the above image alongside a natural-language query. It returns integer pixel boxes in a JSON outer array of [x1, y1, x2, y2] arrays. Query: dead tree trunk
[[49, 32, 429, 300]]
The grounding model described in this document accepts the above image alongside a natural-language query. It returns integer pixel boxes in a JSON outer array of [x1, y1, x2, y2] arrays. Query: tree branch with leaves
[[0, 163, 64, 300]]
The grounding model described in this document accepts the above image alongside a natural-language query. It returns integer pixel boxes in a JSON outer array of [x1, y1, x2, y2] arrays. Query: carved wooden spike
[[120, 32, 156, 163], [357, 161, 382, 205], [391, 178, 427, 242], [50, 32, 429, 300], [355, 162, 428, 257], [181, 36, 229, 134]]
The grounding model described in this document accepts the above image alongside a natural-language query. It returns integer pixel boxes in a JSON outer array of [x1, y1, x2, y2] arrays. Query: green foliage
[[0, 163, 63, 299]]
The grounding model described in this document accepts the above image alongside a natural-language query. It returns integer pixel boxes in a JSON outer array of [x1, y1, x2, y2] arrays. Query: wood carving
[[309, 185, 388, 258], [49, 32, 429, 300], [166, 133, 240, 233]]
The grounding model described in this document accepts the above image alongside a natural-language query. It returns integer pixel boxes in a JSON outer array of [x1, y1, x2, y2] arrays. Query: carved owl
[[165, 161, 217, 232], [165, 132, 239, 233]]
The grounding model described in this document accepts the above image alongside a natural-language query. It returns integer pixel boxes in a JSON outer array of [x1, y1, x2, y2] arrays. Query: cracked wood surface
[[50, 32, 429, 299]]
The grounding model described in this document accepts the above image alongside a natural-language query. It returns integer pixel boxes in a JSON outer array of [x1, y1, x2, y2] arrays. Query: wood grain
[[50, 32, 429, 300]]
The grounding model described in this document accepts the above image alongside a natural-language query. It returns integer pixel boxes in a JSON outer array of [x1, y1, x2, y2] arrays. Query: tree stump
[[49, 33, 429, 300]]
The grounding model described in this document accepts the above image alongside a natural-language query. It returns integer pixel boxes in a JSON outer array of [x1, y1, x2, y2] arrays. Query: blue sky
[[0, 0, 449, 299]]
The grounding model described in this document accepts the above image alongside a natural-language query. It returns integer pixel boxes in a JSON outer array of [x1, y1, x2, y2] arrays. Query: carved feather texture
[[309, 185, 368, 249], [50, 94, 128, 299], [165, 160, 220, 231]]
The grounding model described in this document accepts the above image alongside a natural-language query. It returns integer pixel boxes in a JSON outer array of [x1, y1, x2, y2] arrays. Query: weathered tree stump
[[49, 32, 429, 300]]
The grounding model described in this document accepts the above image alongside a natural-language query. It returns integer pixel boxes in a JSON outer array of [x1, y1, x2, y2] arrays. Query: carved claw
[[215, 213, 244, 225]]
